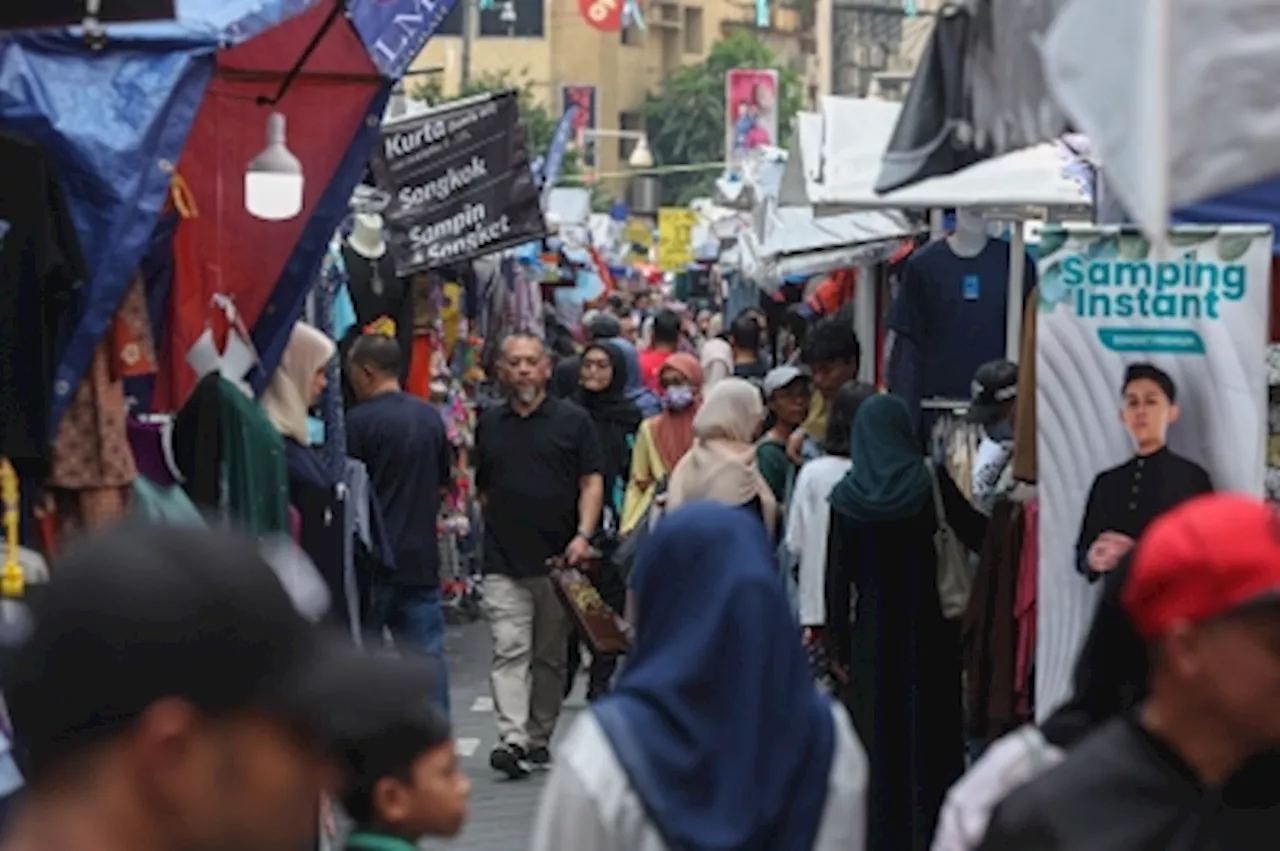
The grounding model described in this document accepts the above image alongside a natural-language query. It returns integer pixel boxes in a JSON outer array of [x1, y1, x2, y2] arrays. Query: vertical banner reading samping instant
[[371, 90, 546, 276], [1035, 224, 1272, 718], [561, 85, 598, 167]]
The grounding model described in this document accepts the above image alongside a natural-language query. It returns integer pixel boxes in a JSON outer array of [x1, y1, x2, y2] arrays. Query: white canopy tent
[[799, 97, 1092, 214], [738, 204, 917, 291], [785, 96, 1092, 362]]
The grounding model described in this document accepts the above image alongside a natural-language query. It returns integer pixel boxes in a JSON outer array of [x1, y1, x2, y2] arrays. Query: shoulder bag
[[928, 459, 973, 619]]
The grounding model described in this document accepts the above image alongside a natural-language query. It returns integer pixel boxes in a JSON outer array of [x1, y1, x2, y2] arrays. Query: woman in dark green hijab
[[829, 394, 934, 521], [823, 393, 987, 851]]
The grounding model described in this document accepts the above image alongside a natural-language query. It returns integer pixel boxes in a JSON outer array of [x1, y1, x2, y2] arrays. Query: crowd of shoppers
[[11, 285, 1280, 851]]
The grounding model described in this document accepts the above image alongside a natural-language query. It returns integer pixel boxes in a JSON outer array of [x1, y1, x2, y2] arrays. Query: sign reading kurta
[[371, 90, 545, 275], [1035, 224, 1272, 718]]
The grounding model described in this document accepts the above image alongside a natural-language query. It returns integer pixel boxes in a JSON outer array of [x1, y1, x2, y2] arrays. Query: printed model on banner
[[1033, 223, 1273, 720]]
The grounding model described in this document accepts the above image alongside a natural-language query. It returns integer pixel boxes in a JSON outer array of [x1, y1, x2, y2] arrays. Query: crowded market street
[[7, 2, 1280, 851]]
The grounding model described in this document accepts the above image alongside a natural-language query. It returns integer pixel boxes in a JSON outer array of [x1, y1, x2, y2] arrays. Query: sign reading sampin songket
[[371, 90, 545, 275], [1035, 224, 1272, 719]]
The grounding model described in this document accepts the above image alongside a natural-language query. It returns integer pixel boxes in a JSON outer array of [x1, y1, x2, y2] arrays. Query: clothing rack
[[921, 398, 970, 413]]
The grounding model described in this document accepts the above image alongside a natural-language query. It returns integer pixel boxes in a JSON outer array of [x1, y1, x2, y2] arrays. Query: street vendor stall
[[0, 0, 457, 426], [785, 95, 1098, 722]]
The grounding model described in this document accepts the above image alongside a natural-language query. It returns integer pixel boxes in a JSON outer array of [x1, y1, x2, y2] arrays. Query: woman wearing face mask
[[620, 353, 704, 534]]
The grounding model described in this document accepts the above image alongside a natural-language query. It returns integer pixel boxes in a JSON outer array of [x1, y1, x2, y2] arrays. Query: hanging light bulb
[[245, 112, 304, 221]]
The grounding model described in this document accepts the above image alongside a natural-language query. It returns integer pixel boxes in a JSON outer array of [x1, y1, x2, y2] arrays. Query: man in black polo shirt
[[475, 332, 604, 779]]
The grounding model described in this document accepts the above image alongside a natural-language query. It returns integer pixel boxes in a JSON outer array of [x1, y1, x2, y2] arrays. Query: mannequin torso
[[340, 214, 414, 390]]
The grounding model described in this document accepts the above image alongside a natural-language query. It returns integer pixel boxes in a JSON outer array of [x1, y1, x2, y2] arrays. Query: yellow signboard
[[657, 207, 697, 272]]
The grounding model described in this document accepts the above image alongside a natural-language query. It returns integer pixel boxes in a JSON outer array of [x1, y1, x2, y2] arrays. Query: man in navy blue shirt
[[346, 334, 453, 717]]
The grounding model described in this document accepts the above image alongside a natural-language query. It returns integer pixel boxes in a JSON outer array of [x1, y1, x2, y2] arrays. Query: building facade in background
[[831, 0, 939, 99], [409, 0, 827, 188]]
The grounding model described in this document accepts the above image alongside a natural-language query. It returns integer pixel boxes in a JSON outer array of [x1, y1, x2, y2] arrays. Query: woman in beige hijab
[[666, 377, 778, 535], [260, 321, 336, 449], [700, 336, 733, 391]]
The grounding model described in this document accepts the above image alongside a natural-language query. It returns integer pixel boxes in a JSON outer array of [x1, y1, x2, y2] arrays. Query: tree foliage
[[410, 70, 609, 209], [642, 30, 804, 205]]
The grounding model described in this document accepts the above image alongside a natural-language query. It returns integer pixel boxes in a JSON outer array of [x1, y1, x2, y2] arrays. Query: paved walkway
[[429, 619, 585, 850]]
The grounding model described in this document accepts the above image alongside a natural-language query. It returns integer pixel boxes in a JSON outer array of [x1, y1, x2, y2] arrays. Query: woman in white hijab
[[666, 377, 778, 536]]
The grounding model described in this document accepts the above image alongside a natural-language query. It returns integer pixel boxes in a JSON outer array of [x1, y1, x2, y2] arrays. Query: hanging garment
[[886, 239, 1036, 428], [0, 133, 86, 470], [48, 279, 154, 535], [342, 243, 415, 381], [283, 440, 353, 639], [405, 333, 434, 399], [1015, 498, 1039, 718], [946, 420, 981, 504], [874, 8, 983, 194], [313, 243, 347, 483], [963, 500, 1026, 743], [172, 374, 290, 537], [124, 209, 182, 411], [1011, 285, 1038, 482], [411, 270, 439, 334], [127, 419, 177, 487], [131, 477, 205, 527]]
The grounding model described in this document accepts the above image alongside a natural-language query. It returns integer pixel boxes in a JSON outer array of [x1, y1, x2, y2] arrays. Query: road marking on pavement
[[470, 696, 494, 713], [456, 738, 481, 757]]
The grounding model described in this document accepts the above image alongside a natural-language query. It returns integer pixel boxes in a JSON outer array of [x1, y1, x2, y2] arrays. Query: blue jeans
[[370, 585, 451, 718]]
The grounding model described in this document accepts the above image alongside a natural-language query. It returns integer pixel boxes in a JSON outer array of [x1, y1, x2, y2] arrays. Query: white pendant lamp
[[245, 112, 304, 221]]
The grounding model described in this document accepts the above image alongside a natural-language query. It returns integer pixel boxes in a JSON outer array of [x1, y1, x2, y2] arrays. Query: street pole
[[460, 0, 474, 90]]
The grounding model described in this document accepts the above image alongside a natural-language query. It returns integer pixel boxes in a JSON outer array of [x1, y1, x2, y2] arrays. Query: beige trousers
[[485, 574, 571, 750]]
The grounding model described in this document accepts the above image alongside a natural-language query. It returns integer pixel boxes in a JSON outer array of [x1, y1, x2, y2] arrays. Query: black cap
[[2, 523, 435, 779], [965, 360, 1019, 425], [1122, 362, 1176, 403]]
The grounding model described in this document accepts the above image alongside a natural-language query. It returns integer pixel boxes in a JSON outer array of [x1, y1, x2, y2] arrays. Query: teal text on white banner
[[1096, 328, 1206, 354]]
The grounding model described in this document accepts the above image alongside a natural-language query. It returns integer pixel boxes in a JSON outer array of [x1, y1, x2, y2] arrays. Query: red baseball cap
[[1123, 493, 1280, 641]]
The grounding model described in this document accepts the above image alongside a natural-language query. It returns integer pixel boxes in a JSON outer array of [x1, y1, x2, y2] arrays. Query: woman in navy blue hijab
[[530, 502, 867, 851]]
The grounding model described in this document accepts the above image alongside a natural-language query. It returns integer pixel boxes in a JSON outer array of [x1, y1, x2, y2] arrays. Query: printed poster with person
[[1034, 224, 1272, 718], [725, 68, 778, 171]]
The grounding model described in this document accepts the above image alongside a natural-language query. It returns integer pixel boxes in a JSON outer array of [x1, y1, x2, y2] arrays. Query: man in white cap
[[757, 366, 813, 506]]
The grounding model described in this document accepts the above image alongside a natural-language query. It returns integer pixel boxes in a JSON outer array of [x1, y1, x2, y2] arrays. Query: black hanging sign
[[371, 90, 546, 275], [2, 1, 175, 31]]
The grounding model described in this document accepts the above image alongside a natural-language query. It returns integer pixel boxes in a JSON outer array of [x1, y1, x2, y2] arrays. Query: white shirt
[[931, 726, 1064, 851], [785, 456, 853, 627], [971, 435, 1013, 516], [530, 704, 868, 851]]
